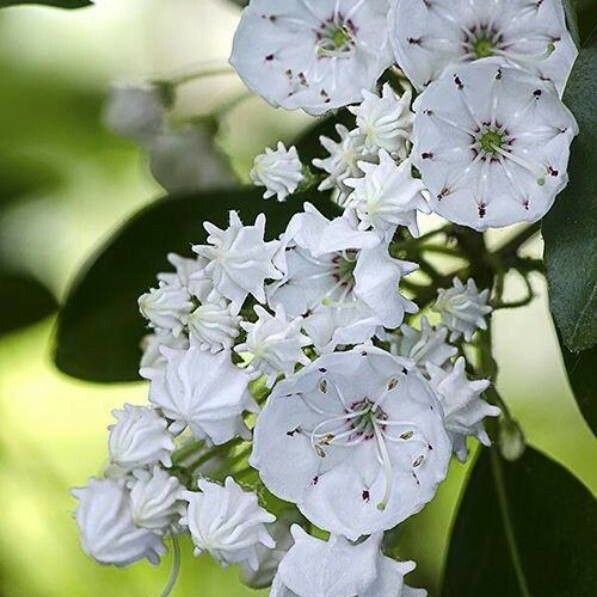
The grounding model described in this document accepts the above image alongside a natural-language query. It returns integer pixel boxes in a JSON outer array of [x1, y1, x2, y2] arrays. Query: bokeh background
[[0, 1, 594, 595]]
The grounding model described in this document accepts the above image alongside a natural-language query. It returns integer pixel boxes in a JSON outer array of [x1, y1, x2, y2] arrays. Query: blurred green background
[[0, 1, 594, 596]]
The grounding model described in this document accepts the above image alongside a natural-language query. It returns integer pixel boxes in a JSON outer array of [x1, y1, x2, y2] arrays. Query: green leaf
[[442, 447, 596, 596], [54, 188, 339, 383], [0, 273, 58, 336], [0, 0, 91, 7], [543, 34, 597, 352]]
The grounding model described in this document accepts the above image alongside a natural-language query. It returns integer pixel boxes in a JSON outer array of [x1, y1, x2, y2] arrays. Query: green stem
[[171, 440, 204, 466], [164, 66, 234, 87], [494, 222, 541, 262], [160, 535, 181, 597]]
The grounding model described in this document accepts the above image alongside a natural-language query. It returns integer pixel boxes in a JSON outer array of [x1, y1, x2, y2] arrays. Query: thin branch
[[160, 535, 181, 597]]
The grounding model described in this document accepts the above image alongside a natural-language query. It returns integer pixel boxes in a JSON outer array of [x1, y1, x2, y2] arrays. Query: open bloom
[[428, 357, 499, 461], [411, 61, 578, 230], [390, 0, 577, 95], [251, 347, 451, 540], [230, 0, 394, 115], [251, 142, 304, 202], [193, 211, 282, 313], [271, 526, 425, 597], [433, 277, 492, 342], [182, 477, 275, 570], [345, 150, 428, 237], [72, 478, 166, 566], [141, 346, 256, 443]]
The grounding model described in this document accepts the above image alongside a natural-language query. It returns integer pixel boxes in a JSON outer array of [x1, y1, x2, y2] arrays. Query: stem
[[188, 438, 243, 472], [160, 534, 181, 597], [165, 66, 234, 87], [494, 222, 541, 262], [171, 440, 204, 466]]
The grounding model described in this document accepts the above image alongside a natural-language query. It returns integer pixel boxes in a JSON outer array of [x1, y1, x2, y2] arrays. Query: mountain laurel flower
[[108, 404, 175, 471], [72, 478, 166, 567], [387, 316, 457, 370], [345, 150, 428, 237], [271, 526, 425, 597], [251, 142, 304, 202], [159, 252, 213, 303], [138, 282, 192, 337], [349, 83, 414, 159], [230, 0, 394, 116], [128, 466, 185, 532], [427, 357, 500, 462], [182, 477, 275, 570], [433, 277, 492, 342], [411, 62, 578, 230], [193, 211, 282, 313], [390, 0, 577, 96], [139, 330, 189, 370], [251, 346, 451, 540], [187, 301, 241, 353], [235, 305, 311, 387], [141, 346, 257, 443]]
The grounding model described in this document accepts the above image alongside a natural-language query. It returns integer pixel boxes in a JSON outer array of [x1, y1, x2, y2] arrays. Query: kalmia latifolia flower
[[411, 61, 578, 230], [187, 301, 241, 353], [251, 347, 451, 540], [251, 142, 304, 202], [390, 0, 577, 95], [230, 0, 394, 115]]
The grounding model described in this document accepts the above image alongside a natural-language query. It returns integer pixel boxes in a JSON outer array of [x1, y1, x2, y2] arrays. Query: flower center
[[471, 124, 513, 163], [317, 16, 357, 58], [462, 24, 501, 61], [479, 129, 505, 154], [472, 34, 495, 58], [330, 250, 357, 288]]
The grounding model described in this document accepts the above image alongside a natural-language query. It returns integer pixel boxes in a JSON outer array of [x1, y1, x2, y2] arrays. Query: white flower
[[230, 0, 394, 115], [427, 357, 499, 462], [103, 83, 164, 142], [187, 302, 240, 353], [235, 306, 311, 387], [72, 478, 166, 566], [313, 124, 370, 205], [345, 150, 428, 237], [182, 477, 275, 570], [267, 204, 417, 354], [140, 330, 189, 370], [433, 278, 492, 342], [271, 526, 425, 597], [251, 142, 304, 202], [411, 62, 578, 230], [349, 83, 414, 158], [193, 211, 282, 313], [138, 282, 192, 337], [251, 347, 451, 540], [389, 0, 577, 95], [141, 346, 256, 443], [129, 466, 185, 532], [108, 404, 175, 470], [387, 316, 457, 370], [159, 252, 212, 303]]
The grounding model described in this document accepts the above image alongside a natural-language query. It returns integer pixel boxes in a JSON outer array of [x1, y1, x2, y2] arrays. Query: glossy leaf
[[0, 0, 91, 7], [442, 447, 596, 596], [54, 188, 339, 383], [543, 34, 597, 352]]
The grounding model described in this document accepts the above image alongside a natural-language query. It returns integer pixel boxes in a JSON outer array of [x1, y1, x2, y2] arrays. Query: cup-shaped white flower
[[235, 306, 311, 387], [428, 357, 499, 462], [387, 316, 457, 370], [193, 211, 282, 313], [138, 282, 192, 337], [345, 150, 428, 237], [230, 0, 394, 115], [433, 277, 492, 342], [141, 346, 256, 443], [182, 477, 275, 570], [108, 404, 175, 470], [390, 0, 577, 95], [251, 346, 451, 540], [251, 142, 304, 202], [411, 62, 578, 230], [349, 83, 415, 158], [271, 526, 425, 597], [128, 466, 186, 532], [72, 478, 166, 566], [187, 301, 241, 353]]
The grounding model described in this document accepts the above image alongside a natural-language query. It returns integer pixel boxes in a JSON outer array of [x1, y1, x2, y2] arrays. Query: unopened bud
[[499, 418, 526, 462]]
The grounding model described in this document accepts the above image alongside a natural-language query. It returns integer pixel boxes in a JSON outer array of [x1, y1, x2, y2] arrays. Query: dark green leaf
[[0, 273, 58, 336], [54, 188, 340, 383], [442, 447, 596, 596], [543, 34, 597, 352], [0, 0, 91, 7], [0, 155, 61, 208]]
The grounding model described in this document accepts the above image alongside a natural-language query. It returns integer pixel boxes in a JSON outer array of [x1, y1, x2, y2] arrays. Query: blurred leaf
[[55, 188, 340, 383], [442, 447, 596, 596], [0, 273, 58, 336], [543, 33, 597, 352], [574, 0, 597, 44], [564, 0, 581, 47], [226, 0, 249, 7], [0, 0, 91, 7]]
